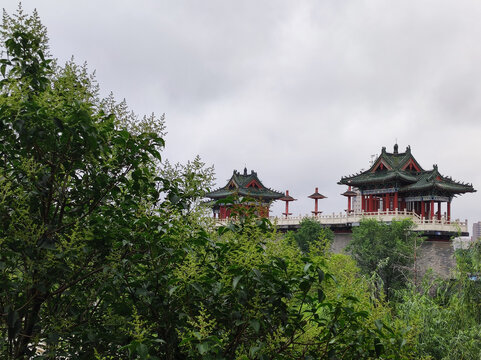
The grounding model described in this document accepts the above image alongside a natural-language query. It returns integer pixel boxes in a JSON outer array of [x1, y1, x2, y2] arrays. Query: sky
[[3, 1, 481, 230]]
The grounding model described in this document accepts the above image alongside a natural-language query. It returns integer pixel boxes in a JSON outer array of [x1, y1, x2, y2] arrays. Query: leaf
[[318, 288, 326, 302], [249, 344, 262, 357], [318, 268, 325, 282], [168, 286, 178, 296], [136, 343, 148, 357], [232, 275, 242, 290], [196, 342, 209, 355], [374, 339, 384, 356], [252, 268, 262, 280], [249, 319, 260, 333], [374, 319, 384, 331], [303, 262, 312, 273], [299, 280, 311, 293]]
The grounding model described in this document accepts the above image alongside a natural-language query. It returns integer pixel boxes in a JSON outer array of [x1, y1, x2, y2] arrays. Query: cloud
[[5, 0, 481, 228]]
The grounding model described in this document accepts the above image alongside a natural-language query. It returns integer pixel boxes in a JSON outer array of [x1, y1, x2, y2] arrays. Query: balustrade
[[216, 210, 467, 233]]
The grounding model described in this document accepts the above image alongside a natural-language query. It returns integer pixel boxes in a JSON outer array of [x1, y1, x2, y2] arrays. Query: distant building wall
[[472, 221, 481, 242]]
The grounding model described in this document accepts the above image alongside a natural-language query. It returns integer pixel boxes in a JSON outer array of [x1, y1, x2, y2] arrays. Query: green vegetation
[[1, 7, 481, 359], [348, 219, 421, 300], [293, 218, 334, 253]]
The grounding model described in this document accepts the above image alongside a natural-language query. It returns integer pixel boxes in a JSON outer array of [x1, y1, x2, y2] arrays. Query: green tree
[[347, 219, 421, 300], [160, 155, 215, 215], [293, 218, 334, 253], [0, 7, 166, 358], [0, 7, 408, 359]]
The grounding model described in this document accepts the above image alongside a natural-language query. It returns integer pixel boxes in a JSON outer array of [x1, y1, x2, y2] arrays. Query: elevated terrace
[[216, 210, 468, 239]]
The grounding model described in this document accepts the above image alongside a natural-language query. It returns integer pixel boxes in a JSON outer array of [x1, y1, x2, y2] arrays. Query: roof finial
[[243, 166, 247, 176], [394, 143, 398, 154]]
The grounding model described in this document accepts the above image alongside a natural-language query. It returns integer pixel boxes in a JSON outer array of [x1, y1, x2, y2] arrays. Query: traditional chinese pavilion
[[206, 168, 284, 219], [338, 144, 475, 221]]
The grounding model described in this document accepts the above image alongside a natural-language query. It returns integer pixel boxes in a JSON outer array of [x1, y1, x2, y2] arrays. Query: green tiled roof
[[340, 169, 418, 186], [400, 166, 475, 194], [206, 168, 284, 201], [339, 145, 475, 195]]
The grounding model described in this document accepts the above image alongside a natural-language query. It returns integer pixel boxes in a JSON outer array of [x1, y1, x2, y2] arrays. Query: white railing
[[215, 210, 468, 233]]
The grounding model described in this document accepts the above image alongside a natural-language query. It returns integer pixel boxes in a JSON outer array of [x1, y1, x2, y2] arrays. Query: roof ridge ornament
[[394, 143, 398, 154]]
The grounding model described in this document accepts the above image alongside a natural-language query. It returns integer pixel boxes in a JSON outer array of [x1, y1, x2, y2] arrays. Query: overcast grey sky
[[4, 1, 481, 229]]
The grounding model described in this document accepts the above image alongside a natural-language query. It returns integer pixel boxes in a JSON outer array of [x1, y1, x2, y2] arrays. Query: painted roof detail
[[339, 145, 475, 195], [206, 168, 284, 200], [308, 189, 327, 199]]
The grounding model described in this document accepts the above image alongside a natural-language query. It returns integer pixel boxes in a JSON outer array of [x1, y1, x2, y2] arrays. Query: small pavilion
[[280, 190, 296, 218], [338, 144, 476, 221], [308, 187, 326, 216], [206, 168, 284, 219]]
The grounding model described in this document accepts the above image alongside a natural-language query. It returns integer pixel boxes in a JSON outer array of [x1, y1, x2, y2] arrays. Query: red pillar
[[394, 192, 398, 211], [369, 195, 373, 212], [284, 190, 290, 218], [361, 195, 365, 211], [386, 193, 390, 211], [437, 202, 441, 220], [421, 201, 425, 219], [430, 200, 434, 220], [346, 186, 350, 212], [447, 201, 451, 222]]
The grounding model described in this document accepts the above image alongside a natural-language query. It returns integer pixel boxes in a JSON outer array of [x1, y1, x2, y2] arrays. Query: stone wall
[[331, 233, 456, 279]]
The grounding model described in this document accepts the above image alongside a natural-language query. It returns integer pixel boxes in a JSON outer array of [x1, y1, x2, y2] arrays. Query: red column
[[369, 195, 373, 212], [283, 190, 291, 218], [437, 202, 441, 220], [386, 194, 390, 211], [447, 201, 451, 222], [314, 198, 318, 215], [361, 195, 365, 211], [421, 201, 425, 219], [394, 192, 398, 211], [347, 186, 351, 213], [430, 200, 434, 220]]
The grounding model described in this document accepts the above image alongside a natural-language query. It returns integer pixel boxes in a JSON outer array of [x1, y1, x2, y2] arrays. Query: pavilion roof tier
[[206, 168, 284, 201], [338, 144, 476, 198], [341, 190, 357, 197], [338, 144, 423, 188], [399, 167, 475, 195], [339, 170, 418, 187], [279, 194, 296, 202], [308, 191, 327, 199]]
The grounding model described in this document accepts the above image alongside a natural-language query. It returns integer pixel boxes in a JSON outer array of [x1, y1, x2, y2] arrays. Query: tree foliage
[[0, 7, 166, 358], [4, 7, 476, 360], [348, 219, 421, 300], [293, 218, 334, 253]]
